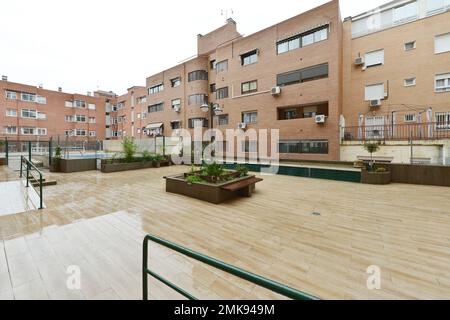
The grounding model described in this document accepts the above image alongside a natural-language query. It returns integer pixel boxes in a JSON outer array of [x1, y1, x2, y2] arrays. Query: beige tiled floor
[[0, 165, 449, 300]]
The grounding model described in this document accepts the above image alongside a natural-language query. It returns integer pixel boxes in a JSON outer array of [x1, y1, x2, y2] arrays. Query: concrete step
[[32, 180, 57, 188]]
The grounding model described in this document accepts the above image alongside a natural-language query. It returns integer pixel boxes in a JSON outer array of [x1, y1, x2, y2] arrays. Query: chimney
[[38, 83, 43, 89], [87, 91, 92, 96], [58, 87, 62, 92], [1, 75, 7, 81]]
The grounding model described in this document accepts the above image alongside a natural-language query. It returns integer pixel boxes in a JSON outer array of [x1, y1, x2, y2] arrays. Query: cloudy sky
[[0, 0, 387, 95]]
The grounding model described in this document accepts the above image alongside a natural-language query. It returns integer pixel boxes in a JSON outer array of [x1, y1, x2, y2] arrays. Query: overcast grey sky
[[0, 0, 387, 95]]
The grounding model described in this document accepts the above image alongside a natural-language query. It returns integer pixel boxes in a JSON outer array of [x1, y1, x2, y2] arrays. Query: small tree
[[122, 137, 137, 163], [363, 142, 380, 170]]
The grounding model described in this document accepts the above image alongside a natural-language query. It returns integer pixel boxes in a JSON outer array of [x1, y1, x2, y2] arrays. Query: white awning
[[145, 123, 163, 130], [170, 120, 181, 123]]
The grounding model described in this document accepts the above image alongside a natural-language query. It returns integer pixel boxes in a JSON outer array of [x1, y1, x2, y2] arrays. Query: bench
[[357, 156, 394, 164], [411, 158, 432, 165], [221, 177, 263, 197]]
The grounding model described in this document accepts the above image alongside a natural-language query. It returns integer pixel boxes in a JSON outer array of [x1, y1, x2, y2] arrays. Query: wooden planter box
[[0, 158, 6, 166], [100, 160, 170, 173], [361, 169, 391, 185], [165, 174, 262, 204]]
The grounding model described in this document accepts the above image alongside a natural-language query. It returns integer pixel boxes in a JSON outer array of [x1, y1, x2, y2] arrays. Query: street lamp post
[[201, 102, 223, 129]]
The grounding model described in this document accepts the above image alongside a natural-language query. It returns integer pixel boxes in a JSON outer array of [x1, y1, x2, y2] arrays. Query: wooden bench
[[221, 177, 263, 197], [357, 156, 394, 164]]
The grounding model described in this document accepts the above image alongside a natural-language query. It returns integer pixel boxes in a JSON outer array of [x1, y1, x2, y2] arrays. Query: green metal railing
[[143, 234, 319, 300], [20, 156, 44, 210]]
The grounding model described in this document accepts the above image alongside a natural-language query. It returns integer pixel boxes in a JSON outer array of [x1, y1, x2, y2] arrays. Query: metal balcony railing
[[343, 122, 450, 142], [20, 156, 44, 210]]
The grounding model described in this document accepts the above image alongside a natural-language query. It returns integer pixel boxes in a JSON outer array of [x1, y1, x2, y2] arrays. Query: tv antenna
[[221, 8, 234, 22]]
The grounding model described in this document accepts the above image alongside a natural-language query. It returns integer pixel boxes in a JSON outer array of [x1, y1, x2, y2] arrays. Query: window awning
[[170, 120, 181, 123], [145, 122, 164, 130]]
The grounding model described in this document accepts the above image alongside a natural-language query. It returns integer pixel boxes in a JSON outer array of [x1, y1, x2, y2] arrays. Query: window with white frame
[[172, 98, 181, 110], [89, 131, 96, 137], [37, 112, 46, 120], [393, 1, 418, 23], [36, 128, 47, 135], [435, 33, 450, 54], [75, 129, 87, 136], [21, 109, 37, 119], [6, 109, 17, 117], [404, 41, 416, 51], [404, 77, 416, 87], [436, 112, 450, 129], [364, 49, 384, 68], [242, 111, 257, 124], [65, 130, 74, 137], [427, 0, 450, 14], [435, 73, 450, 92], [88, 103, 96, 110], [21, 127, 35, 135], [21, 93, 36, 102], [148, 83, 164, 95], [76, 115, 86, 122], [5, 126, 17, 134], [74, 100, 86, 108], [365, 83, 385, 101], [171, 78, 181, 88], [216, 60, 228, 73], [6, 91, 17, 100], [65, 101, 74, 108], [65, 115, 75, 122], [36, 96, 46, 104], [89, 117, 96, 124], [404, 114, 417, 122]]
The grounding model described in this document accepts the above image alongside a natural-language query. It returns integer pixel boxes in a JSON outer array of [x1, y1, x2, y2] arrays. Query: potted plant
[[50, 146, 62, 172], [363, 142, 381, 172]]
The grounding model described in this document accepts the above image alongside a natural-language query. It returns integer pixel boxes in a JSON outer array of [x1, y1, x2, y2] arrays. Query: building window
[[36, 96, 46, 104], [188, 70, 208, 82], [241, 140, 258, 153], [65, 115, 75, 122], [37, 112, 46, 120], [6, 91, 17, 100], [149, 102, 164, 113], [76, 115, 86, 122], [277, 25, 329, 54], [142, 112, 147, 119], [73, 100, 86, 108], [365, 49, 384, 68], [242, 111, 257, 124], [436, 112, 450, 129], [435, 33, 450, 54], [210, 60, 216, 70], [21, 93, 36, 102], [21, 127, 47, 136], [89, 117, 96, 124], [279, 140, 328, 154], [65, 101, 74, 108], [171, 77, 181, 87], [404, 114, 417, 122], [88, 103, 96, 110], [171, 121, 181, 130], [216, 60, 228, 73], [393, 1, 418, 23], [148, 83, 164, 95], [277, 63, 328, 87], [241, 80, 258, 94], [188, 118, 208, 129], [435, 73, 450, 92], [365, 83, 385, 101], [188, 94, 207, 106], [21, 109, 37, 119], [210, 83, 216, 93], [216, 87, 229, 100], [6, 109, 17, 117], [75, 129, 87, 136], [137, 96, 147, 104], [4, 126, 17, 135], [218, 114, 229, 126], [241, 50, 258, 66], [404, 77, 416, 87], [117, 102, 125, 110], [172, 99, 181, 110], [89, 131, 96, 137], [277, 102, 329, 120], [427, 0, 450, 14], [404, 41, 416, 51]]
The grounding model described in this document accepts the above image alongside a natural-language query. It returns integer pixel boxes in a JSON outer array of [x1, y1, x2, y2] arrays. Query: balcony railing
[[343, 122, 450, 142]]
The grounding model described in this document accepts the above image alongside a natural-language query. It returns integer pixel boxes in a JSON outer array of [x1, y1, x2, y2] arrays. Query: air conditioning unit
[[238, 123, 247, 130], [354, 57, 364, 66], [173, 105, 181, 113], [369, 99, 381, 107], [315, 115, 326, 124], [271, 86, 281, 96]]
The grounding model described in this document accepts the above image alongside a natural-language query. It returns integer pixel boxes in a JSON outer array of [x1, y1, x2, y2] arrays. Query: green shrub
[[186, 175, 204, 184], [142, 150, 153, 161], [375, 167, 387, 173], [122, 137, 137, 162], [153, 154, 165, 162], [235, 165, 249, 177], [203, 162, 224, 179]]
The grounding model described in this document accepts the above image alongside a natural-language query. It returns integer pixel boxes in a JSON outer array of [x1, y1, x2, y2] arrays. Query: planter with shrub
[[361, 166, 391, 185]]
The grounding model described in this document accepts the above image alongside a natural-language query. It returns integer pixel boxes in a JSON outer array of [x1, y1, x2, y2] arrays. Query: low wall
[[60, 158, 97, 173], [383, 163, 450, 187]]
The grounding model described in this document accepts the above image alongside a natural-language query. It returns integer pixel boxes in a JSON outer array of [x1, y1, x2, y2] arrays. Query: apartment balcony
[[343, 122, 450, 142]]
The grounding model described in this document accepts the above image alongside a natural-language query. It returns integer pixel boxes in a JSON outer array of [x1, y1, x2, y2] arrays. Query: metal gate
[[2, 139, 52, 171]]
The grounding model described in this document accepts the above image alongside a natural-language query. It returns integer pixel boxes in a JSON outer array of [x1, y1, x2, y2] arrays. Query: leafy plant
[[153, 154, 165, 163], [142, 150, 153, 162], [186, 175, 204, 184], [375, 167, 387, 173], [202, 162, 224, 180], [235, 165, 249, 177], [122, 137, 137, 163], [363, 142, 381, 171]]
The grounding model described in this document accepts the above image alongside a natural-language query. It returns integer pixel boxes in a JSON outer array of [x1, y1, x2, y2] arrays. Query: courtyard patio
[[0, 165, 449, 300]]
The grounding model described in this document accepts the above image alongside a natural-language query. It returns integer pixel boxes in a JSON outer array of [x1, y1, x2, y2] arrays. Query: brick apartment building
[[0, 78, 117, 141], [2, 0, 450, 163]]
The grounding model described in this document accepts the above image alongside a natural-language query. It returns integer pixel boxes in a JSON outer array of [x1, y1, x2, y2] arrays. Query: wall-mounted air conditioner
[[238, 123, 247, 130], [369, 99, 381, 107], [173, 105, 181, 113], [271, 86, 281, 96], [354, 57, 364, 66], [315, 115, 326, 124]]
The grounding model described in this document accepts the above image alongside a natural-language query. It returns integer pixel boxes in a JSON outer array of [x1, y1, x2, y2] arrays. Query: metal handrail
[[143, 234, 319, 300], [20, 156, 44, 210]]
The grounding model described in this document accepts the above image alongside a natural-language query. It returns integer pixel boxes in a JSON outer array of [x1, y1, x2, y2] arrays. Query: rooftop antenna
[[221, 8, 234, 22]]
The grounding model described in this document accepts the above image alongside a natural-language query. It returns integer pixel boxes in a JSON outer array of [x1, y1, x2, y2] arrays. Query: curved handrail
[[143, 234, 319, 300]]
